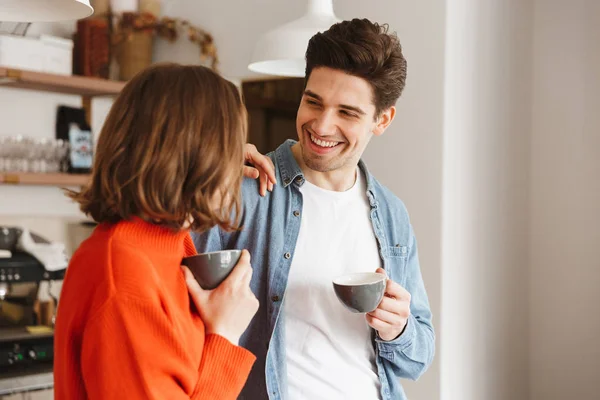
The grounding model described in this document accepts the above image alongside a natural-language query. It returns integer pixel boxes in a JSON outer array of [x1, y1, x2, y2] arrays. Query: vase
[[116, 30, 153, 81]]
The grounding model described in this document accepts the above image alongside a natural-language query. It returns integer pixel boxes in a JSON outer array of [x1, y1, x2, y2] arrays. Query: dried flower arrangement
[[113, 12, 218, 70]]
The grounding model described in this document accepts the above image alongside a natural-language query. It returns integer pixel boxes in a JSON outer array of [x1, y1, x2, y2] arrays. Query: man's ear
[[373, 106, 396, 136]]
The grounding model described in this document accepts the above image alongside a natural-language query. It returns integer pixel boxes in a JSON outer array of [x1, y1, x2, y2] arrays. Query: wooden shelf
[[0, 172, 90, 186], [0, 68, 121, 187], [0, 67, 125, 97]]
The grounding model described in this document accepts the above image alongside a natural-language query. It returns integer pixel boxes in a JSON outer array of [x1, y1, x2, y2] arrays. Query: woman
[[54, 64, 275, 399]]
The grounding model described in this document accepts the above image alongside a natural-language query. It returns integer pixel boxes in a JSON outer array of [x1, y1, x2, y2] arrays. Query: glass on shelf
[[0, 136, 70, 173]]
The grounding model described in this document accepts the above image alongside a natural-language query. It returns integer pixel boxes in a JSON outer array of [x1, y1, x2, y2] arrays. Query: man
[[193, 18, 434, 400]]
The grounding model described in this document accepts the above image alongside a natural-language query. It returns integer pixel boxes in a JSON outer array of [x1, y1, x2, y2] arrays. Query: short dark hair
[[305, 18, 407, 116], [68, 63, 247, 232]]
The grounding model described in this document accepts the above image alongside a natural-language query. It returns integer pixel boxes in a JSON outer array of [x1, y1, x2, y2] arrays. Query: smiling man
[[193, 19, 434, 400]]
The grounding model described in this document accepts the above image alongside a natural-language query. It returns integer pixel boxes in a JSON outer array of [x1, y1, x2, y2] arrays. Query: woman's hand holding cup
[[183, 250, 258, 345]]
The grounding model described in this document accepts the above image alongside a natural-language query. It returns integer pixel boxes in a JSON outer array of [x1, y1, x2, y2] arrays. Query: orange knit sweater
[[54, 218, 256, 399]]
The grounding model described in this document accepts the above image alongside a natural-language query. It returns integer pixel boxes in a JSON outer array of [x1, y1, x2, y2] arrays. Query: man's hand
[[366, 268, 411, 341], [243, 143, 277, 196]]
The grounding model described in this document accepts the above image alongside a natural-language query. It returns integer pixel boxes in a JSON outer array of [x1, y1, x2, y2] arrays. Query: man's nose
[[312, 110, 337, 137]]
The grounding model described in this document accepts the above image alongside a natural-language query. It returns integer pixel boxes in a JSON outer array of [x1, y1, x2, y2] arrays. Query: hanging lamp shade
[[248, 0, 340, 77], [0, 0, 93, 22]]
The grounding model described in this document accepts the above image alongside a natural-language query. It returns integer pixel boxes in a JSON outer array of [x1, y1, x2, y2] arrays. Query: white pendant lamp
[[0, 0, 94, 22], [248, 0, 340, 77]]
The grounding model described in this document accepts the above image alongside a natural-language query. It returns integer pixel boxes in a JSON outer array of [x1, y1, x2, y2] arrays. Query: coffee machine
[[0, 227, 66, 380]]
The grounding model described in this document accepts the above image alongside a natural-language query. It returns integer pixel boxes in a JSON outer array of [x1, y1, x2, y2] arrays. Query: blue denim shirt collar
[[275, 139, 378, 207]]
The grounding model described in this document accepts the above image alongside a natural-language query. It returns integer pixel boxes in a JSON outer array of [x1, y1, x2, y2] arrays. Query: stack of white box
[[0, 34, 73, 75]]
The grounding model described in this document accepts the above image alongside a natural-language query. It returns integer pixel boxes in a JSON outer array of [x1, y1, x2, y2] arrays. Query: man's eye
[[341, 110, 358, 118], [306, 99, 320, 106]]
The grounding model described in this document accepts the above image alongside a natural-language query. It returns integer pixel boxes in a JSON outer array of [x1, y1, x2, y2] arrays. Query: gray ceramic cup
[[182, 249, 242, 290], [332, 272, 387, 313]]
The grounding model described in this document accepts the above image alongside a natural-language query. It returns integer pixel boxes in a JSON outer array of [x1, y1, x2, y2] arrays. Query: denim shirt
[[192, 140, 435, 400]]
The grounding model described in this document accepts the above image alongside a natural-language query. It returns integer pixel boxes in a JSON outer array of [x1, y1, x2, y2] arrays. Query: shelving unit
[[0, 67, 125, 187], [0, 172, 90, 186], [0, 67, 124, 96]]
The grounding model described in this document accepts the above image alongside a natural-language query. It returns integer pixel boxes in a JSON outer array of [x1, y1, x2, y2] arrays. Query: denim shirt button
[[284, 252, 291, 259], [271, 295, 280, 302], [293, 210, 300, 217]]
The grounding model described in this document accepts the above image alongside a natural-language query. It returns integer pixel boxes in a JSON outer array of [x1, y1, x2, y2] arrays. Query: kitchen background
[[0, 0, 598, 399]]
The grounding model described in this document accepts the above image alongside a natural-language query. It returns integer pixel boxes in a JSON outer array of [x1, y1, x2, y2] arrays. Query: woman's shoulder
[[68, 224, 156, 293]]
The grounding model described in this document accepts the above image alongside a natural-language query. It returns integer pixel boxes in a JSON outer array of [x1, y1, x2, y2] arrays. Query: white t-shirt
[[284, 169, 382, 400]]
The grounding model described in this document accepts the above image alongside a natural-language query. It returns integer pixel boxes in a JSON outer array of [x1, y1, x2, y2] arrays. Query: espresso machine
[[0, 227, 66, 380]]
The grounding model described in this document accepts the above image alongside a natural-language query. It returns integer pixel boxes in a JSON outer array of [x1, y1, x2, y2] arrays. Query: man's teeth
[[310, 134, 339, 148]]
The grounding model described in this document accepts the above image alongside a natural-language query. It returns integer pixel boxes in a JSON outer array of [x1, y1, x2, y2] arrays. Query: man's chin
[[296, 141, 344, 172], [303, 154, 337, 173]]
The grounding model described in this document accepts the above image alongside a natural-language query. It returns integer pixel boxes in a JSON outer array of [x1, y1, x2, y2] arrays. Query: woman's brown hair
[[68, 63, 247, 232]]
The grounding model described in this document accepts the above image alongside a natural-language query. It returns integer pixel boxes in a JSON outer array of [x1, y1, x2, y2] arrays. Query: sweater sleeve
[[192, 334, 256, 398], [80, 295, 255, 400]]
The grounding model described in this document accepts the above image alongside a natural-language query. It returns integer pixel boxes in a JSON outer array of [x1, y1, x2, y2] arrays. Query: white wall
[[529, 1, 600, 399], [154, 0, 307, 81], [441, 1, 533, 399]]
